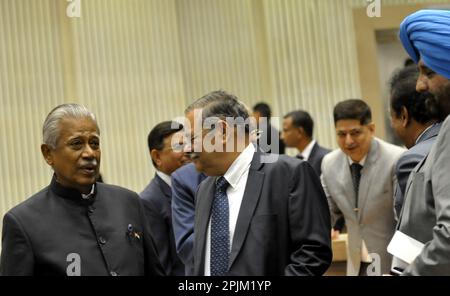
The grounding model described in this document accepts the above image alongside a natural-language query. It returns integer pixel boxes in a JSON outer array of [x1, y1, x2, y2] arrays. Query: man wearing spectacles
[[140, 121, 190, 275], [184, 90, 332, 276]]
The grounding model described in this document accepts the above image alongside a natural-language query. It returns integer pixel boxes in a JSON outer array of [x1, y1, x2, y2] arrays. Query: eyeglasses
[[161, 142, 185, 153]]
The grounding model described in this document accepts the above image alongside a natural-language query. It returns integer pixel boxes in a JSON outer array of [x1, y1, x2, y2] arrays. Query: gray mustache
[[80, 159, 98, 168]]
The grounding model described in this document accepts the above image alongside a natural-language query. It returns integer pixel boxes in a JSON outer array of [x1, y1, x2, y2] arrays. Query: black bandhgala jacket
[[0, 177, 165, 276]]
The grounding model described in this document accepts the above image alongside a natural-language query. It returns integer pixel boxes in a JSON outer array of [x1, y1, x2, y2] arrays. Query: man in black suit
[[184, 90, 332, 276], [140, 121, 190, 275], [280, 110, 345, 235], [0, 104, 164, 276], [252, 102, 285, 154], [281, 110, 330, 176], [388, 66, 441, 218]]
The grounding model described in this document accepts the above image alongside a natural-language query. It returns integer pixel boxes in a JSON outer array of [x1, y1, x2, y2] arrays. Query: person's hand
[[331, 229, 340, 240]]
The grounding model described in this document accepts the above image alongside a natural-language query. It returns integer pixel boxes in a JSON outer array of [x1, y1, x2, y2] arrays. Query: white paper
[[387, 231, 425, 264]]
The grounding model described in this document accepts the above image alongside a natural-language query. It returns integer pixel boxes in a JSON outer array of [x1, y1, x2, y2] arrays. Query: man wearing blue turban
[[391, 9, 450, 276]]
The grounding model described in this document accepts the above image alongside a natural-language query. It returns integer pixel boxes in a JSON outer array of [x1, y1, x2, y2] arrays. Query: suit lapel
[[309, 142, 319, 163], [228, 151, 265, 269], [418, 122, 441, 143], [154, 174, 172, 200], [357, 138, 379, 220], [194, 177, 216, 275], [397, 153, 428, 228]]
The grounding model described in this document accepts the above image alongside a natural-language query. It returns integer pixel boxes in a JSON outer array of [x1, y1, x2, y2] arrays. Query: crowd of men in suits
[[1, 9, 450, 276]]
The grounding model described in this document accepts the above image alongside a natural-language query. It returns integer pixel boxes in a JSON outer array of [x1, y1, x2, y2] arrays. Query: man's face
[[42, 117, 101, 193], [184, 110, 219, 175], [155, 131, 190, 175], [335, 119, 374, 163], [281, 117, 301, 148], [417, 59, 450, 119]]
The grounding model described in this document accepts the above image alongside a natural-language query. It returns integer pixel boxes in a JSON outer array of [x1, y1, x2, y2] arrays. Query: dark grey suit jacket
[[140, 174, 184, 275], [0, 177, 164, 276], [394, 123, 441, 217], [308, 142, 331, 177], [193, 151, 332, 276], [397, 117, 450, 275]]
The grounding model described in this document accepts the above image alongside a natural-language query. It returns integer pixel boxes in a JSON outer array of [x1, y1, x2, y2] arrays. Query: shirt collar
[[300, 139, 316, 161], [156, 170, 172, 187], [81, 184, 96, 199], [415, 123, 437, 145], [347, 155, 367, 166], [50, 175, 97, 204], [222, 144, 255, 189]]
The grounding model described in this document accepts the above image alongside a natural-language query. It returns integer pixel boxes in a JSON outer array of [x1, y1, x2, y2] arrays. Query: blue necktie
[[210, 176, 230, 276]]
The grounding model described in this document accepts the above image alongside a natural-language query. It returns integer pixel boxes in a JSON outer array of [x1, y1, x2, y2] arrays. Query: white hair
[[43, 103, 99, 149]]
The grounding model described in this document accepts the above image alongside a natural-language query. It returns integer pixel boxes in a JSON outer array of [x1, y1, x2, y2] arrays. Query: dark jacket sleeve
[[171, 173, 195, 266], [0, 212, 35, 275], [141, 198, 173, 276], [137, 199, 166, 276], [285, 162, 332, 275]]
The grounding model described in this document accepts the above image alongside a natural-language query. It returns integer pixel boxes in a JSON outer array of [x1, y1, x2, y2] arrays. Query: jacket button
[[99, 236, 106, 245], [110, 271, 118, 276], [88, 206, 95, 214]]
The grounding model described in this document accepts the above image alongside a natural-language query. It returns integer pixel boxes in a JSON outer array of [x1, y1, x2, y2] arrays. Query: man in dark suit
[[280, 110, 345, 235], [140, 121, 190, 275], [388, 65, 441, 218], [171, 163, 207, 275], [0, 104, 164, 276], [252, 102, 285, 154], [184, 90, 332, 276], [281, 110, 330, 176]]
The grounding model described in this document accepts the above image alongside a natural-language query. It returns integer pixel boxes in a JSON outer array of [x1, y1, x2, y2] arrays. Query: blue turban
[[399, 9, 450, 79]]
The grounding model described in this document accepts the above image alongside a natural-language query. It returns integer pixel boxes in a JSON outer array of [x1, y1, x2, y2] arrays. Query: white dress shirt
[[204, 144, 255, 276], [347, 156, 372, 263], [156, 170, 172, 188], [299, 139, 316, 161], [81, 184, 95, 200]]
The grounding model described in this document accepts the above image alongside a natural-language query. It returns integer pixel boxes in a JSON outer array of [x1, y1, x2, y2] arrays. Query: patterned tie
[[210, 176, 230, 276], [350, 163, 363, 209]]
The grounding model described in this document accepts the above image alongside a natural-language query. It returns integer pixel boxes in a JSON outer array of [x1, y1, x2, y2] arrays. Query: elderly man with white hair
[[0, 103, 164, 276]]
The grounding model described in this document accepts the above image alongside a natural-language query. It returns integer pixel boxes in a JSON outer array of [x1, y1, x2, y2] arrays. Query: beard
[[436, 81, 450, 121]]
